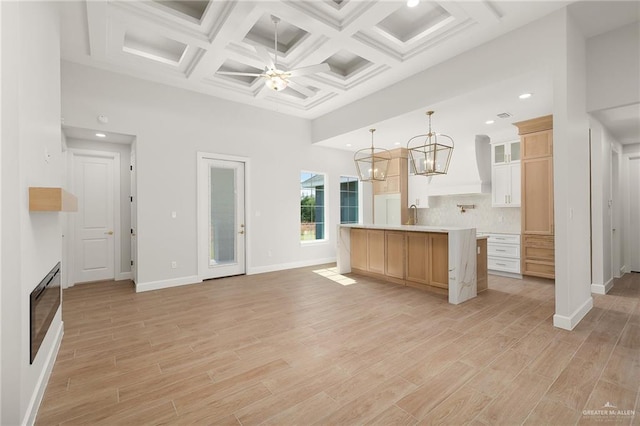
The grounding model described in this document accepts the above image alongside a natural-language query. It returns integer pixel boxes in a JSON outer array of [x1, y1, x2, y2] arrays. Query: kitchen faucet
[[408, 204, 418, 225]]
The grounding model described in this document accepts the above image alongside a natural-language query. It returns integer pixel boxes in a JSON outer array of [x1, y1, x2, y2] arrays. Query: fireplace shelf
[[29, 187, 78, 212]]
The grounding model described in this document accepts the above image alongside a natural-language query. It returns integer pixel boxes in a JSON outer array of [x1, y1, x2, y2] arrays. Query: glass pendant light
[[354, 129, 391, 182], [407, 111, 454, 176]]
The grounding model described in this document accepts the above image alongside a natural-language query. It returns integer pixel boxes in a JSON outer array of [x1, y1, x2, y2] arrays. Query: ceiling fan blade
[[287, 80, 316, 98], [254, 45, 275, 70], [217, 71, 264, 77], [287, 63, 330, 77]]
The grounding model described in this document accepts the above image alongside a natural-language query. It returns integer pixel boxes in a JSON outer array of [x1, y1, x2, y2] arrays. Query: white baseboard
[[591, 278, 614, 295], [553, 297, 593, 331], [488, 270, 523, 280], [247, 257, 336, 275], [24, 316, 63, 426], [135, 275, 201, 293]]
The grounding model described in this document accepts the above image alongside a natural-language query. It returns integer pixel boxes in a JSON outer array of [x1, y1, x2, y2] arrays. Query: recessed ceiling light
[[346, 143, 352, 147], [407, 0, 420, 7], [95, 133, 106, 138], [394, 142, 401, 145], [485, 120, 495, 125], [519, 93, 532, 99]]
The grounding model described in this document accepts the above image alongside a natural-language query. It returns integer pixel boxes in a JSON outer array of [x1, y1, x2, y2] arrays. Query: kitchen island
[[337, 224, 480, 304]]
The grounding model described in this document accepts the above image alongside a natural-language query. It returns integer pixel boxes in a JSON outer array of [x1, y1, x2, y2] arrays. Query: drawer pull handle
[[495, 249, 506, 252], [496, 263, 507, 266]]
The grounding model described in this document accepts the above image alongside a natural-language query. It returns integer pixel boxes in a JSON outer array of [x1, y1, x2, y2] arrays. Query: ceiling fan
[[217, 15, 330, 97]]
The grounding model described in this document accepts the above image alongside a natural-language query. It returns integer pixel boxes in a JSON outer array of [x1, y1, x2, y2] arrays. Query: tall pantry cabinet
[[514, 115, 555, 279]]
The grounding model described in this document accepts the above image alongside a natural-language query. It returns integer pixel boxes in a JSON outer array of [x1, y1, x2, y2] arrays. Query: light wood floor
[[36, 266, 639, 425]]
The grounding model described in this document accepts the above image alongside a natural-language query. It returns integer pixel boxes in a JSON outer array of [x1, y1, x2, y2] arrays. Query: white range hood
[[422, 135, 491, 196]]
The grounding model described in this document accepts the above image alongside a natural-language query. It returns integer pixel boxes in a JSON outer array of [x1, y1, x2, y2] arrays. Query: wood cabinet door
[[522, 156, 554, 234], [367, 230, 386, 275], [385, 231, 405, 279], [429, 233, 449, 288], [350, 228, 367, 271], [522, 130, 553, 159], [405, 232, 428, 284], [477, 238, 488, 292]]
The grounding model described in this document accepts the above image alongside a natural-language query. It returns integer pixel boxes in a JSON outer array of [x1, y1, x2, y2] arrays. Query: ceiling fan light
[[407, 0, 420, 7], [265, 75, 287, 91]]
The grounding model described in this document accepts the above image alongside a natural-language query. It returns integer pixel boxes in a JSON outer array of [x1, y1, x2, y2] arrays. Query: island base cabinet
[[385, 231, 405, 280], [350, 228, 367, 271], [367, 230, 386, 275], [404, 232, 449, 290], [405, 233, 428, 285]]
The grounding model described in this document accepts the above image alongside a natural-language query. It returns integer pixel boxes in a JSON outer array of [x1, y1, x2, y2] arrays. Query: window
[[300, 172, 326, 241], [340, 176, 359, 224]]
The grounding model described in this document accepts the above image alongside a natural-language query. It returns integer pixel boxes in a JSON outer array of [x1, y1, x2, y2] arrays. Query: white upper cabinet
[[492, 140, 521, 165], [491, 141, 521, 207]]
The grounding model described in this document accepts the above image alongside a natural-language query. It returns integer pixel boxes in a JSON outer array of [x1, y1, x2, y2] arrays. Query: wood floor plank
[[34, 267, 640, 425], [522, 396, 581, 426], [316, 376, 417, 425], [417, 386, 493, 425], [396, 361, 478, 420]]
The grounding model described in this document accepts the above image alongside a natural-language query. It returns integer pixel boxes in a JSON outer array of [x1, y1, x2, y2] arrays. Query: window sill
[[300, 239, 329, 247]]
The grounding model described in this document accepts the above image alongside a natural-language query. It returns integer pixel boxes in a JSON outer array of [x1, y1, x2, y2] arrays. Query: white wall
[[586, 22, 640, 113], [1, 2, 64, 424], [61, 62, 357, 287], [65, 138, 132, 278]]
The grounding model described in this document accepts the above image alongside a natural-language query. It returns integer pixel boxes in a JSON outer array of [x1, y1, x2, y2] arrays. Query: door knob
[[105, 231, 114, 235], [239, 230, 245, 235]]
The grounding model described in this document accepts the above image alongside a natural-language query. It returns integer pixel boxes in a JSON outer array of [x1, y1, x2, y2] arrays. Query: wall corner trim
[[553, 297, 594, 330], [135, 275, 201, 293]]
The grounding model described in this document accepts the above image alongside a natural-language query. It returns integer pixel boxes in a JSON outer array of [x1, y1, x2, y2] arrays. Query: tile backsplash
[[416, 194, 521, 234]]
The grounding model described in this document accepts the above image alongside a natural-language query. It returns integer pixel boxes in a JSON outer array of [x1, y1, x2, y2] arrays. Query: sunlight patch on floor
[[313, 267, 358, 286]]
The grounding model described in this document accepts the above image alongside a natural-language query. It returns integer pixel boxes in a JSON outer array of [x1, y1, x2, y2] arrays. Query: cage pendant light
[[354, 129, 391, 182], [407, 111, 454, 176]]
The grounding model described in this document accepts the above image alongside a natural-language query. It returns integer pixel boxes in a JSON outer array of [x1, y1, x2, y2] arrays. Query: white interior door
[[629, 157, 640, 272], [198, 155, 246, 279], [74, 153, 116, 283]]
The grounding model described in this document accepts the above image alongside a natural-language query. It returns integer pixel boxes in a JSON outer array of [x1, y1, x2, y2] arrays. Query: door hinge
[[130, 165, 133, 171], [131, 260, 134, 266], [130, 196, 133, 202], [130, 228, 133, 234]]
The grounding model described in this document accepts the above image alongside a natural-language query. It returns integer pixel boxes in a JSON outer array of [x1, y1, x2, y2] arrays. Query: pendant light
[[354, 129, 391, 182], [407, 111, 454, 176]]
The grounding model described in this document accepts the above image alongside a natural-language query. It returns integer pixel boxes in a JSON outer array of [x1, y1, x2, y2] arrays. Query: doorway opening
[[62, 126, 137, 287]]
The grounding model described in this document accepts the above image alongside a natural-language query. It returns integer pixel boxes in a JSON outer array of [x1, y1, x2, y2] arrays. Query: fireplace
[[30, 262, 61, 364]]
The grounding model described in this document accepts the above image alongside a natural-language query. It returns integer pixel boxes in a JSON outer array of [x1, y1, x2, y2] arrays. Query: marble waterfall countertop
[[339, 223, 478, 233]]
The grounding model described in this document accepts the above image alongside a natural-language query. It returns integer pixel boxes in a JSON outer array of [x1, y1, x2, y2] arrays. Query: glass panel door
[[198, 156, 245, 279]]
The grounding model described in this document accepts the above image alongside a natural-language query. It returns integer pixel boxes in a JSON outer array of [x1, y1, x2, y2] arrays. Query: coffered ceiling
[[60, 0, 570, 119]]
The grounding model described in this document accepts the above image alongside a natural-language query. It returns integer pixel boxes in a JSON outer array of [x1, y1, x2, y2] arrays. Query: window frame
[[339, 175, 362, 225], [299, 170, 328, 244]]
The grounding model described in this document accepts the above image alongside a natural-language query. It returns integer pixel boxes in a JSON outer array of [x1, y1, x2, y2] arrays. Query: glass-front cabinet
[[491, 140, 521, 207], [492, 140, 520, 165]]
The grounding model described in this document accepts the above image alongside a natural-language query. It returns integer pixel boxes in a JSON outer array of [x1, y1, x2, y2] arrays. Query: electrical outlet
[[171, 261, 177, 269]]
